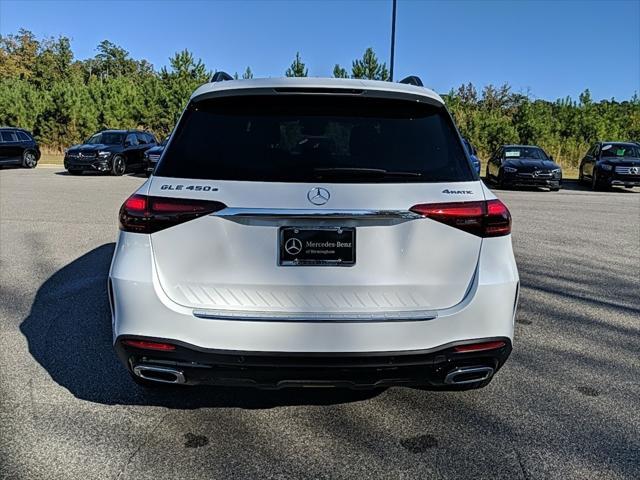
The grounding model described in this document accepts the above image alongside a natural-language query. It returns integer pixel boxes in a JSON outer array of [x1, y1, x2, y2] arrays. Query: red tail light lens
[[409, 199, 511, 237], [122, 339, 176, 351], [453, 341, 506, 353], [119, 194, 226, 233]]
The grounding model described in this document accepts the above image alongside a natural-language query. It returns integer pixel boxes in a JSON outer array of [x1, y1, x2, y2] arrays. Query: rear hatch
[[147, 93, 486, 318]]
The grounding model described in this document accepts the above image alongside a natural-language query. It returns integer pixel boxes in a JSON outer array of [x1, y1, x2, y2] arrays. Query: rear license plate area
[[279, 227, 355, 266]]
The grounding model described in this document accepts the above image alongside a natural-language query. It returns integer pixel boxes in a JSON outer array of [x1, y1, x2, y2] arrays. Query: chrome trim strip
[[192, 309, 437, 322], [213, 208, 422, 219]]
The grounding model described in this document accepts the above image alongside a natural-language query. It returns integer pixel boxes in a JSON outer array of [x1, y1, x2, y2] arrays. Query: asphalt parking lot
[[1, 166, 639, 480]]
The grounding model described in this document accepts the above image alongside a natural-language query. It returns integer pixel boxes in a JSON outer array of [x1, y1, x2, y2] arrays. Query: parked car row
[[2, 130, 639, 193]]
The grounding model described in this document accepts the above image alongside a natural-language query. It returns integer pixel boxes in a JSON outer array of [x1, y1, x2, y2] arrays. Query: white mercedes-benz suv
[[109, 76, 519, 390]]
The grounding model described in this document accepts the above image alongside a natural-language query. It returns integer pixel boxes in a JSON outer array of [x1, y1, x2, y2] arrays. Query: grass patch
[[39, 153, 64, 165]]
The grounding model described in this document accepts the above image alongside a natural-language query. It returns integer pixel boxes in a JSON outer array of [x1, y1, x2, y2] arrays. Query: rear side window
[[1, 131, 18, 142], [156, 95, 474, 183], [17, 131, 32, 142]]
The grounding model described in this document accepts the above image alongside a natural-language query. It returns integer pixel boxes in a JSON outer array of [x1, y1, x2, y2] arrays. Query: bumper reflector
[[122, 339, 176, 351], [453, 341, 506, 353]]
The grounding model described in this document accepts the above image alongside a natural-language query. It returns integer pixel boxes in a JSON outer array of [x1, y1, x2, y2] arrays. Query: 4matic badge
[[442, 189, 473, 194]]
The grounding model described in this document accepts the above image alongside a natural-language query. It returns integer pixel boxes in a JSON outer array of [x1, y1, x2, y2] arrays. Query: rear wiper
[[314, 167, 422, 178]]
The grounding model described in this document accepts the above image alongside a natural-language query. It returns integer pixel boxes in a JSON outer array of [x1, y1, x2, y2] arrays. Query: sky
[[1, 0, 638, 101]]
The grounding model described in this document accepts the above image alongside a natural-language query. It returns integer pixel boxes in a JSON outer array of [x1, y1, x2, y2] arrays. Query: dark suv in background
[[0, 127, 41, 168], [143, 136, 169, 176], [64, 130, 157, 175], [579, 142, 640, 190], [486, 144, 562, 191]]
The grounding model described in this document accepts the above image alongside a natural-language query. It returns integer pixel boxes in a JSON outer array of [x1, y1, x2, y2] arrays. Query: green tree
[[242, 66, 254, 79], [351, 48, 389, 80], [333, 64, 348, 78], [285, 52, 308, 77]]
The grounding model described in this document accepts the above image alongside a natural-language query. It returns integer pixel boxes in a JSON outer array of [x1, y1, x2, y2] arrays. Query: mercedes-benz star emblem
[[284, 237, 303, 256], [307, 187, 330, 206], [630, 167, 639, 175]]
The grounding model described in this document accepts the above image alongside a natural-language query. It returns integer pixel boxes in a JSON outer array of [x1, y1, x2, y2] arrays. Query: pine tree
[[285, 52, 308, 77], [351, 48, 389, 81], [242, 66, 253, 79], [333, 64, 348, 78]]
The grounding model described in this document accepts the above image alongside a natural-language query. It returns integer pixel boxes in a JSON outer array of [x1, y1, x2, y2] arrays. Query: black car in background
[[143, 136, 169, 176], [0, 127, 40, 168], [579, 142, 640, 190], [64, 130, 157, 176], [486, 144, 561, 191]]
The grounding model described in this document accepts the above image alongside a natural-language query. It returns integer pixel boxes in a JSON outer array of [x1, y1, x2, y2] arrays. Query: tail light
[[119, 194, 226, 233], [409, 199, 511, 237]]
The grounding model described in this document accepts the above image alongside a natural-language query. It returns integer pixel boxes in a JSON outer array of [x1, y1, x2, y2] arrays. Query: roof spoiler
[[210, 71, 234, 83], [399, 75, 423, 87]]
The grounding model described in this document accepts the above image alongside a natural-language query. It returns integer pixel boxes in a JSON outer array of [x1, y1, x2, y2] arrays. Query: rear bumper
[[109, 231, 519, 381], [116, 335, 512, 389]]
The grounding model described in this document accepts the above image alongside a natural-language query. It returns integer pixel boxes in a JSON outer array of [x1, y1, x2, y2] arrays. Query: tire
[[22, 150, 38, 168], [591, 170, 605, 191], [578, 167, 585, 184], [550, 187, 560, 192], [497, 170, 506, 189], [111, 155, 126, 176], [67, 169, 83, 175]]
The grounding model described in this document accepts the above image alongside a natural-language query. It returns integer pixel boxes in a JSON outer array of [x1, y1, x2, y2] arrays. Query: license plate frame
[[279, 227, 356, 267]]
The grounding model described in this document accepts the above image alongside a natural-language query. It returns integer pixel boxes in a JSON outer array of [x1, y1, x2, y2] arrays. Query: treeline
[[1, 29, 638, 168]]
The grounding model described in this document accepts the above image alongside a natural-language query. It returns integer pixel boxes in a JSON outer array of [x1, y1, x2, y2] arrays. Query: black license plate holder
[[279, 227, 355, 266]]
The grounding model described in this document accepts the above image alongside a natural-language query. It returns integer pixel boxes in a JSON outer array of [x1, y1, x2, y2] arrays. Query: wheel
[[22, 150, 38, 168], [578, 166, 585, 184], [111, 155, 126, 176], [591, 170, 605, 191], [67, 169, 83, 175], [497, 170, 506, 189], [550, 187, 560, 192]]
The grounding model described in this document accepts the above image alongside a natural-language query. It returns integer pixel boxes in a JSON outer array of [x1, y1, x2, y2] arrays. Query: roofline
[[189, 77, 444, 107]]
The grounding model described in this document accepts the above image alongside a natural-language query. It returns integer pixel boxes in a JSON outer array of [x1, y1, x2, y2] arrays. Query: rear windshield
[[156, 95, 474, 183]]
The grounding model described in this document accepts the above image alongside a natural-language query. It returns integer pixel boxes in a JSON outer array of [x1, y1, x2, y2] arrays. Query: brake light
[[119, 194, 226, 233], [409, 199, 511, 237], [122, 339, 176, 351], [453, 341, 506, 353]]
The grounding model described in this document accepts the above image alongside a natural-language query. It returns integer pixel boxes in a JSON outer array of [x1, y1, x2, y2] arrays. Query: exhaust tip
[[133, 365, 186, 384], [444, 366, 494, 385]]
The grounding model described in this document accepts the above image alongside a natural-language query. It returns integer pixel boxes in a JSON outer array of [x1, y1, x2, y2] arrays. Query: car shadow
[[19, 243, 382, 408]]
